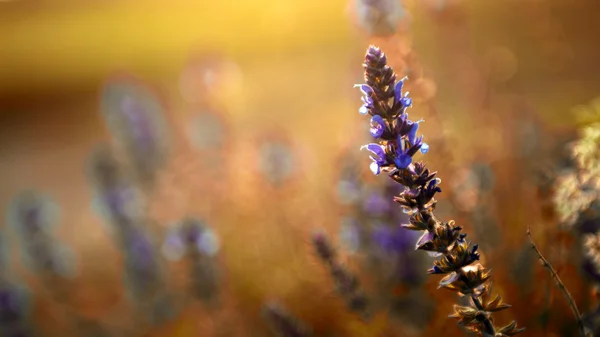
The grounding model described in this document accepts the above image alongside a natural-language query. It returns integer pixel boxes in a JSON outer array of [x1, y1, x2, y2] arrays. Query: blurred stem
[[527, 226, 587, 337]]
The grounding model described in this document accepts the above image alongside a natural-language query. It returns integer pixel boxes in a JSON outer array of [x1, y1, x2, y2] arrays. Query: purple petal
[[394, 78, 405, 103], [369, 115, 386, 138], [354, 84, 374, 96], [407, 123, 419, 145], [394, 153, 412, 169], [361, 144, 385, 162], [416, 231, 435, 248], [420, 143, 430, 154]]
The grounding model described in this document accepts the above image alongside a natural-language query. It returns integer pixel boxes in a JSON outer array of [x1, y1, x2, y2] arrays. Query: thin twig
[[527, 226, 588, 337]]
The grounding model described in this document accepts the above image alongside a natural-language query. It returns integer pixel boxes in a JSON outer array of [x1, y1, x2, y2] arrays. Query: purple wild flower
[[100, 80, 170, 187], [353, 46, 524, 336], [360, 143, 389, 175], [369, 115, 387, 138]]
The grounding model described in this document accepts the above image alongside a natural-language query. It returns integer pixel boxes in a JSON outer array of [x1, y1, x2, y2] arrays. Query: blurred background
[[1, 0, 600, 336]]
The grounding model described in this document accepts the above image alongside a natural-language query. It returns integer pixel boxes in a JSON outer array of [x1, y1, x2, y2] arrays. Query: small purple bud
[[394, 154, 412, 169], [420, 142, 429, 154]]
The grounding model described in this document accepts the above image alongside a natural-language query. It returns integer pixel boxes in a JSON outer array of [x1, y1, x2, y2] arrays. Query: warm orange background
[[1, 0, 600, 336]]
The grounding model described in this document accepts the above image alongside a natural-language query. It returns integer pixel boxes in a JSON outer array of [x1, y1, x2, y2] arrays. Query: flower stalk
[[354, 45, 524, 336]]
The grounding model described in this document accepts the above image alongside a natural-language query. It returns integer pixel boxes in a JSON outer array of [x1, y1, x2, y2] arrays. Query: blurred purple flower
[[363, 191, 391, 215], [354, 0, 406, 37], [125, 230, 158, 275], [0, 282, 31, 336], [372, 224, 414, 253], [101, 81, 170, 186], [258, 140, 295, 186]]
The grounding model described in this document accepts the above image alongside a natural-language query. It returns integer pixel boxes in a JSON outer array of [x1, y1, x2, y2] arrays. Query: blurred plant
[[100, 78, 170, 188], [551, 100, 600, 334], [353, 0, 406, 37], [90, 78, 223, 330], [162, 217, 221, 307], [187, 109, 227, 153], [7, 191, 75, 301], [262, 302, 313, 337], [348, 45, 524, 336], [88, 146, 174, 326], [334, 148, 434, 330], [0, 280, 33, 337], [258, 139, 296, 188], [553, 123, 600, 229], [312, 231, 370, 319]]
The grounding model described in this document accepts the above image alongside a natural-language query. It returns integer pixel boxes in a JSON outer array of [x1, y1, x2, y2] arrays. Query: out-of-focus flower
[[258, 140, 295, 186], [7, 191, 75, 278], [179, 53, 244, 103], [163, 218, 220, 261], [123, 229, 161, 296], [88, 146, 147, 239], [100, 79, 170, 186], [553, 122, 600, 227], [162, 218, 220, 305], [353, 0, 406, 37], [0, 281, 32, 337], [311, 231, 370, 318], [262, 302, 313, 337], [336, 151, 366, 206], [121, 227, 175, 326], [0, 231, 8, 277], [339, 217, 362, 254], [584, 233, 600, 275], [88, 145, 172, 324]]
